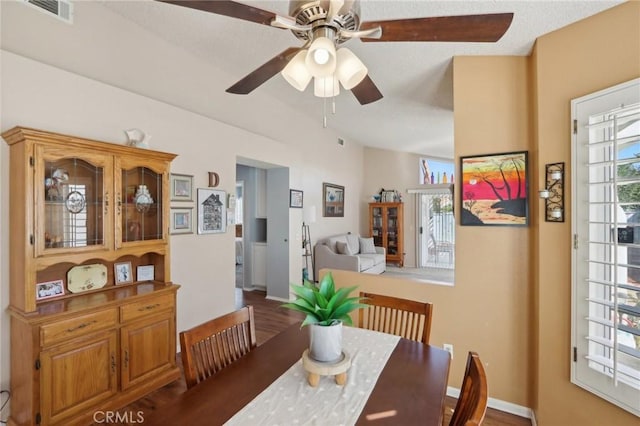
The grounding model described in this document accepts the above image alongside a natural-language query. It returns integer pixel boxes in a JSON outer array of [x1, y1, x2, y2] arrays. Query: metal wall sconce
[[538, 162, 564, 222]]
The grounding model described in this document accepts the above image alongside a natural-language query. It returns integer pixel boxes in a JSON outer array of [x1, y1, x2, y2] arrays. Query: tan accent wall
[[454, 55, 534, 406], [329, 266, 532, 408], [350, 3, 640, 423], [533, 2, 640, 424]]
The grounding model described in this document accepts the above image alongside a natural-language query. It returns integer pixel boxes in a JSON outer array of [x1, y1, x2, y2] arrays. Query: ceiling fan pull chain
[[323, 97, 328, 129]]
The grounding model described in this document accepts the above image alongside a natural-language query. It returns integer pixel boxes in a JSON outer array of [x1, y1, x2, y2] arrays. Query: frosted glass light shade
[[281, 50, 312, 91], [336, 48, 368, 89], [306, 37, 337, 77], [314, 75, 340, 97]]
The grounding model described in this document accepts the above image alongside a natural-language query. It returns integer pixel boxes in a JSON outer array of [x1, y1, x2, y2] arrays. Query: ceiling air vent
[[23, 0, 73, 23]]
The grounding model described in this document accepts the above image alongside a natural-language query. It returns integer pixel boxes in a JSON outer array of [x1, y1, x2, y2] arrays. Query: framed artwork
[[137, 265, 155, 281], [290, 189, 303, 208], [171, 207, 193, 235], [36, 279, 65, 301], [114, 261, 133, 285], [170, 173, 194, 201], [460, 151, 528, 226], [323, 183, 344, 217], [197, 188, 227, 234]]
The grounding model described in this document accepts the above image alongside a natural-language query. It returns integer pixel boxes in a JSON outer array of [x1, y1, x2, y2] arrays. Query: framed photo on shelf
[[460, 150, 528, 226], [170, 173, 194, 202], [289, 189, 303, 208], [114, 261, 133, 285], [170, 207, 194, 235], [36, 279, 65, 301], [137, 265, 155, 281], [197, 188, 227, 234], [323, 183, 344, 217], [381, 190, 395, 203]]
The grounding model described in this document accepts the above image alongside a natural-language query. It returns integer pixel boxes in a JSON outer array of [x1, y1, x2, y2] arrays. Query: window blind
[[572, 78, 640, 417]]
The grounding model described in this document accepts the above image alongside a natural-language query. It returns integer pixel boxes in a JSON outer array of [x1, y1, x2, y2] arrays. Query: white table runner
[[224, 326, 400, 426]]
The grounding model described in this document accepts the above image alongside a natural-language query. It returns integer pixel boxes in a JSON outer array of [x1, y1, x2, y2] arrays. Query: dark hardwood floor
[[112, 289, 531, 426]]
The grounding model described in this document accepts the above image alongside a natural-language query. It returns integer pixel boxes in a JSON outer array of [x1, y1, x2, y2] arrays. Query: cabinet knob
[[111, 354, 116, 373], [104, 191, 109, 215]]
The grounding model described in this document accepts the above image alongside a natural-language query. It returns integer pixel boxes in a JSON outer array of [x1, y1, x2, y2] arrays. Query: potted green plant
[[282, 272, 368, 362]]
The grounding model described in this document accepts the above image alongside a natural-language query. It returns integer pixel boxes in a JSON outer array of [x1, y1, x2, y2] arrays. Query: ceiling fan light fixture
[[336, 48, 368, 90], [281, 50, 312, 91], [306, 36, 337, 77], [314, 75, 340, 98]]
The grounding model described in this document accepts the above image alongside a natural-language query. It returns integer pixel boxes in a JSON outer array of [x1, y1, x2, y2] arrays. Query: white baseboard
[[243, 285, 266, 292], [265, 295, 291, 303], [446, 386, 534, 420]]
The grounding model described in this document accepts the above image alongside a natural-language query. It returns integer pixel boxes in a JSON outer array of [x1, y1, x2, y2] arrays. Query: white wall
[[0, 50, 365, 395]]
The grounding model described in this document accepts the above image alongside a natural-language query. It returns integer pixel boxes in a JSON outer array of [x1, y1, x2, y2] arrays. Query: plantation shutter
[[571, 78, 640, 417]]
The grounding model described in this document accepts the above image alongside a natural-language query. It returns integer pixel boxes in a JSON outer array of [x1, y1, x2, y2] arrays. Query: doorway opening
[[416, 186, 455, 283], [235, 181, 244, 288]]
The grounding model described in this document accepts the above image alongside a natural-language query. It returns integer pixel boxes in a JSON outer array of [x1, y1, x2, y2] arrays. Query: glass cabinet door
[[371, 206, 383, 247], [118, 165, 165, 246], [36, 147, 112, 256], [386, 207, 398, 256]]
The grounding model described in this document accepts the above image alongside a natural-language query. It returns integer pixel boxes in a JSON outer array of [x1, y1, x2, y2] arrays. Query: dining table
[[143, 322, 451, 425]]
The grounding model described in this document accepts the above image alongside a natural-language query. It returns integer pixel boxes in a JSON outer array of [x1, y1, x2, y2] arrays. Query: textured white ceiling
[[98, 1, 623, 157]]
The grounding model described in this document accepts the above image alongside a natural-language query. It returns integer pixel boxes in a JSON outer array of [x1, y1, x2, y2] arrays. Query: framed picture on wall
[[170, 207, 193, 235], [323, 183, 344, 217], [170, 173, 194, 202], [460, 151, 528, 226], [197, 188, 227, 234], [289, 189, 303, 208]]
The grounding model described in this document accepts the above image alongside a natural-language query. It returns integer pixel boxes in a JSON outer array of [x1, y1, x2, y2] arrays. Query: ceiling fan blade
[[360, 13, 514, 42], [226, 47, 301, 95], [158, 0, 278, 27], [351, 75, 383, 105]]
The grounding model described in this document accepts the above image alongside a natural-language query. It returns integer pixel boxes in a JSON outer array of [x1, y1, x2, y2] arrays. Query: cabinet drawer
[[41, 309, 118, 346], [120, 293, 174, 323]]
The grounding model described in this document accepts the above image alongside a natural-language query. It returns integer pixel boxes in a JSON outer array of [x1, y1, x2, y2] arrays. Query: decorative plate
[[67, 264, 108, 293], [65, 190, 86, 214]]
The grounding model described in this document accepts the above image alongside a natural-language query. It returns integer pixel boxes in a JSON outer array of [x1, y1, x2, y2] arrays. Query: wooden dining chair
[[179, 305, 257, 389], [449, 351, 488, 426], [358, 292, 433, 344]]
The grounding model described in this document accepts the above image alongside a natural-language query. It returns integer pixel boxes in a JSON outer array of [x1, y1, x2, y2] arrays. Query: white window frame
[[571, 78, 640, 417]]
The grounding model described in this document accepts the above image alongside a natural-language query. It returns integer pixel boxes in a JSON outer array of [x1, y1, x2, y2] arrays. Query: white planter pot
[[308, 322, 343, 362]]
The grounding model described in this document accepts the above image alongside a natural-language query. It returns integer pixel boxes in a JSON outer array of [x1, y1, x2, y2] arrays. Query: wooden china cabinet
[[2, 127, 180, 426], [369, 202, 404, 266]]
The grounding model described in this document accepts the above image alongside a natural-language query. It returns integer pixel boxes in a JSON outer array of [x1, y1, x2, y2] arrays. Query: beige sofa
[[314, 233, 386, 278]]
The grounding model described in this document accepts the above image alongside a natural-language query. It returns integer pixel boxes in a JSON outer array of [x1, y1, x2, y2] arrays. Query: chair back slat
[[180, 306, 257, 389], [449, 351, 488, 426], [358, 292, 433, 344]]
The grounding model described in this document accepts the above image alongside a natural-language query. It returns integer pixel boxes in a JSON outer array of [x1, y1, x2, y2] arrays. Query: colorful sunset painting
[[460, 151, 528, 226]]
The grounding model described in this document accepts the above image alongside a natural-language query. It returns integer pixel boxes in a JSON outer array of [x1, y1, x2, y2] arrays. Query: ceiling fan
[[158, 0, 514, 105]]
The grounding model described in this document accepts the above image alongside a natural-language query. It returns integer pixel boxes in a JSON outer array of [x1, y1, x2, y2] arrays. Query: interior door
[[266, 167, 290, 300]]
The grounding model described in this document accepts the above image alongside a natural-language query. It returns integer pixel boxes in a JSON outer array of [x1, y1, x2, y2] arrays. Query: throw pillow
[[359, 237, 377, 254], [336, 241, 354, 255], [345, 234, 360, 254]]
